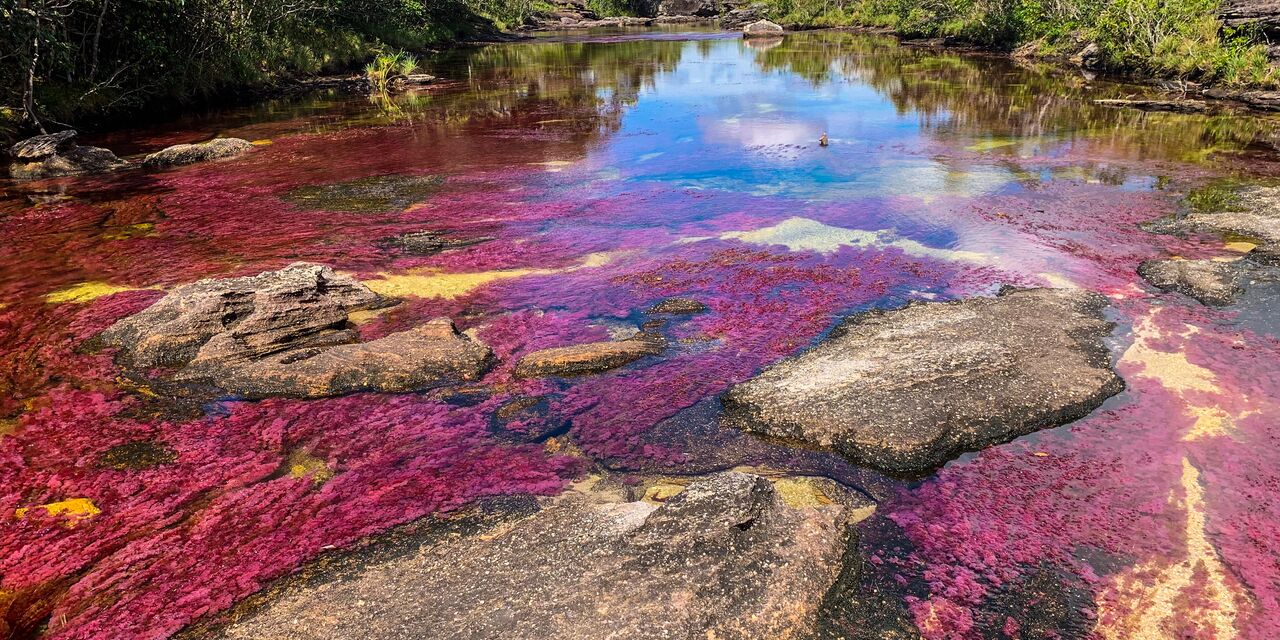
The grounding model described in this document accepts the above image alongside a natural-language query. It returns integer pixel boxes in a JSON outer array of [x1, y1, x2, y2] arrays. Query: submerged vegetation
[[761, 0, 1279, 87]]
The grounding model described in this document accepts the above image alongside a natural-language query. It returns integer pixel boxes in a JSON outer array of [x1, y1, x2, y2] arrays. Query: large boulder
[[722, 288, 1123, 475], [742, 19, 784, 37], [514, 333, 664, 378], [721, 3, 767, 29], [211, 472, 860, 640], [141, 138, 254, 168], [8, 130, 126, 180], [1138, 258, 1245, 306], [99, 263, 492, 398]]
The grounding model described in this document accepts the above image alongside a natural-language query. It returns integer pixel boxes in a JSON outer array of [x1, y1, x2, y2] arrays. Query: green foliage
[[758, 0, 1278, 87], [0, 0, 517, 130], [365, 51, 420, 93], [1185, 181, 1244, 213]]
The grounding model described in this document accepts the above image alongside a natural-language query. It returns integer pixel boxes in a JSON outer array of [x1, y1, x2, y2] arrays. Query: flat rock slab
[[722, 288, 1123, 475], [1138, 258, 1245, 306], [514, 333, 664, 378], [380, 230, 494, 255], [212, 472, 856, 640], [646, 296, 708, 314], [8, 130, 126, 180], [142, 138, 254, 168], [283, 174, 445, 213], [99, 263, 491, 398]]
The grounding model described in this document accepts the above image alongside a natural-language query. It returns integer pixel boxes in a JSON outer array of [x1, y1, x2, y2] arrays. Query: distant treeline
[[1, 0, 546, 135], [762, 0, 1277, 87]]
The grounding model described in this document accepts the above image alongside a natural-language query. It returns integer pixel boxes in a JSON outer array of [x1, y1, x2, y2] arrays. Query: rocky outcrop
[[8, 130, 126, 180], [646, 297, 707, 314], [514, 332, 664, 378], [721, 3, 766, 29], [141, 138, 254, 168], [1138, 259, 1245, 306], [657, 0, 721, 17], [99, 263, 492, 398], [722, 288, 1123, 475], [742, 19, 784, 37], [1222, 1, 1280, 32], [211, 472, 859, 640], [1178, 185, 1280, 255], [1094, 99, 1210, 113]]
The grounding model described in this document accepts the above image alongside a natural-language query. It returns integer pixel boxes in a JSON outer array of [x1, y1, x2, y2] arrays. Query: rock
[[1181, 185, 1280, 247], [210, 472, 856, 640], [1094, 99, 1210, 114], [284, 174, 446, 213], [743, 19, 785, 37], [657, 0, 720, 17], [141, 138, 254, 168], [722, 288, 1123, 475], [721, 3, 766, 29], [1222, 0, 1280, 33], [381, 230, 494, 255], [1070, 42, 1101, 69], [514, 333, 664, 378], [646, 296, 708, 314], [99, 263, 492, 398], [1138, 259, 1245, 306], [8, 130, 126, 180]]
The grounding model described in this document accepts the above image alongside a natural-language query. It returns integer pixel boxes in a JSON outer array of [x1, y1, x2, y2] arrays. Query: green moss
[[1185, 182, 1244, 213]]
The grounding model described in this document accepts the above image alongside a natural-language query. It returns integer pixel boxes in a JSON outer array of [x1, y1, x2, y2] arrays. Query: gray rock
[[8, 130, 126, 180], [211, 472, 858, 640], [721, 3, 767, 29], [1182, 185, 1280, 246], [1094, 99, 1210, 114], [743, 19, 785, 37], [141, 138, 254, 168], [1138, 258, 1244, 306], [722, 288, 1123, 475], [284, 174, 446, 213], [514, 332, 664, 378], [99, 263, 492, 398]]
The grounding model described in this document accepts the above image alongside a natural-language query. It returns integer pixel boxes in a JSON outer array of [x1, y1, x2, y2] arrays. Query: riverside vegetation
[[1, 0, 1277, 139]]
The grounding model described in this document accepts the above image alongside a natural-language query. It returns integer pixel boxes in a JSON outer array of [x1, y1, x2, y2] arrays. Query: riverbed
[[2, 28, 1279, 639]]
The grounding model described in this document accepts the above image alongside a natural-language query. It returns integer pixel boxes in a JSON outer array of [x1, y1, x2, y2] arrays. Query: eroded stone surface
[[381, 230, 494, 255], [142, 138, 254, 168], [1138, 258, 1245, 306], [514, 332, 664, 378], [99, 263, 491, 398], [8, 130, 126, 180], [212, 472, 856, 640], [722, 288, 1123, 474], [646, 296, 708, 314], [283, 174, 445, 212]]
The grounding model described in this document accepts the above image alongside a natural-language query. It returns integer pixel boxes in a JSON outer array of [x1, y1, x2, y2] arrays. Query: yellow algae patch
[[1097, 458, 1246, 640], [1224, 241, 1257, 253], [772, 477, 834, 509], [287, 450, 334, 485], [347, 306, 394, 325], [251, 139, 273, 146], [15, 498, 101, 527], [0, 418, 17, 437], [964, 138, 1019, 153], [45, 281, 147, 304], [102, 222, 155, 240], [363, 252, 622, 300], [713, 217, 992, 264]]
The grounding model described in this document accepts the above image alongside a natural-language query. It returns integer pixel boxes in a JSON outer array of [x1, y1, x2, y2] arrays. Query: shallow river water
[[2, 28, 1280, 639]]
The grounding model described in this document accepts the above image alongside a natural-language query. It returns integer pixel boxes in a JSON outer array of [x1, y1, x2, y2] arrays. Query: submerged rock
[[1138, 258, 1245, 306], [645, 296, 708, 315], [743, 19, 785, 37], [211, 472, 856, 640], [99, 263, 491, 398], [1094, 98, 1210, 113], [8, 130, 126, 180], [141, 138, 254, 168], [722, 288, 1123, 475], [283, 174, 446, 212], [381, 230, 494, 255], [514, 332, 665, 378]]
